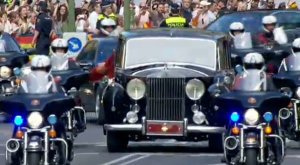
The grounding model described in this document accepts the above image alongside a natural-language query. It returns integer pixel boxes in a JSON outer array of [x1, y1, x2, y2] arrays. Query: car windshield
[[0, 34, 20, 52], [96, 39, 118, 63], [233, 69, 268, 91], [125, 38, 216, 69], [20, 71, 57, 94], [280, 55, 300, 72], [51, 56, 69, 71]]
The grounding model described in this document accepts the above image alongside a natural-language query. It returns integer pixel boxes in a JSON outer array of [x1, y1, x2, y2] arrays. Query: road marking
[[99, 154, 137, 165], [74, 152, 99, 156], [118, 155, 150, 165]]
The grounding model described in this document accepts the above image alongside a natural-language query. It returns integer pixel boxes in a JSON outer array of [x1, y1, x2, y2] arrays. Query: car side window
[[275, 12, 300, 30], [2, 35, 20, 52], [116, 39, 125, 68], [76, 41, 97, 61]]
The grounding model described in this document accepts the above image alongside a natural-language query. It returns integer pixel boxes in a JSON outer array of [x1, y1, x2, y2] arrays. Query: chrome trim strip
[[104, 124, 226, 133]]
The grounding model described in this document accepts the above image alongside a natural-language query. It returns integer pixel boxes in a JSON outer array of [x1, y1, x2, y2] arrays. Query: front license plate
[[146, 121, 184, 136]]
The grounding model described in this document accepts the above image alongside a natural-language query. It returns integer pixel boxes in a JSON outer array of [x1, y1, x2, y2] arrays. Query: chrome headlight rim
[[0, 66, 12, 79], [126, 78, 146, 100], [185, 79, 205, 100], [296, 87, 300, 99], [27, 112, 44, 129], [244, 108, 259, 125]]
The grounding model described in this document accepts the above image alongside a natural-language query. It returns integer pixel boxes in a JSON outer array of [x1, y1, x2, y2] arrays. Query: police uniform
[[160, 17, 189, 28], [159, 3, 189, 28], [35, 1, 52, 55], [96, 2, 118, 30]]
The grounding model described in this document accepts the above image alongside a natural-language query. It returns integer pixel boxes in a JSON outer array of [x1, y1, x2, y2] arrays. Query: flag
[[290, 2, 298, 9], [143, 22, 152, 29], [15, 35, 60, 49]]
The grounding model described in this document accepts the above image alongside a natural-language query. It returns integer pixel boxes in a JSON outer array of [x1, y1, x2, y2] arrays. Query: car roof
[[220, 9, 300, 17], [120, 28, 228, 41]]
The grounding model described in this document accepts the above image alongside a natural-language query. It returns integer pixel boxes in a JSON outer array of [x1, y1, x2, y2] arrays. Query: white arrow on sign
[[69, 41, 79, 50]]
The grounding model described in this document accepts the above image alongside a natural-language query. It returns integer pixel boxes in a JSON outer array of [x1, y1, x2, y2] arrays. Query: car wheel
[[209, 134, 224, 152], [106, 131, 129, 152], [95, 88, 105, 125]]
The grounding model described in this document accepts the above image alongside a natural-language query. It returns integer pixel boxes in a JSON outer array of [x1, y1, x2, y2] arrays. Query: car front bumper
[[104, 117, 226, 136]]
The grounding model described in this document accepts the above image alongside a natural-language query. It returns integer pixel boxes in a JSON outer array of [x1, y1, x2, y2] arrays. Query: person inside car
[[229, 22, 245, 38]]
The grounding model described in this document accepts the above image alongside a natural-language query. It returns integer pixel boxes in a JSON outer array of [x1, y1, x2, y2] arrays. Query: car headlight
[[27, 112, 44, 129], [126, 78, 146, 100], [185, 79, 205, 100], [244, 108, 259, 125], [296, 87, 300, 98], [0, 66, 12, 79]]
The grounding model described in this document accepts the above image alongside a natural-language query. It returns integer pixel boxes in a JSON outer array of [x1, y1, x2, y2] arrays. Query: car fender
[[102, 82, 125, 112]]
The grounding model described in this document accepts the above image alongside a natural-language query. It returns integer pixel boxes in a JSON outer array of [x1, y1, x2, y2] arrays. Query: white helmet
[[292, 38, 300, 54], [100, 18, 117, 36], [31, 55, 51, 72], [51, 38, 69, 57], [262, 15, 277, 32], [229, 22, 245, 37], [243, 53, 265, 70]]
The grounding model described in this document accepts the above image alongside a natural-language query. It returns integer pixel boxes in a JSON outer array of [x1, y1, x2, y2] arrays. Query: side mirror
[[235, 65, 243, 74]]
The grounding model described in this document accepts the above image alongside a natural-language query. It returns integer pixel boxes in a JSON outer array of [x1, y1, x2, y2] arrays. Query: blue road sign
[[68, 37, 82, 53]]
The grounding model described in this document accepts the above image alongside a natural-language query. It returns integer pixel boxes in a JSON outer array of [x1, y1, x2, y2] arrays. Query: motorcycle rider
[[257, 15, 287, 45], [278, 38, 300, 72], [98, 18, 118, 36], [233, 52, 275, 91], [229, 22, 245, 38], [50, 38, 70, 70]]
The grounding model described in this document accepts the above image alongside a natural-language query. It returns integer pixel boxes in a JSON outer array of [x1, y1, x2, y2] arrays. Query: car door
[[76, 40, 99, 71]]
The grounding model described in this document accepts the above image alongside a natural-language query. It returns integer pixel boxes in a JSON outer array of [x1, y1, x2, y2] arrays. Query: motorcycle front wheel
[[245, 149, 258, 165], [27, 153, 41, 165]]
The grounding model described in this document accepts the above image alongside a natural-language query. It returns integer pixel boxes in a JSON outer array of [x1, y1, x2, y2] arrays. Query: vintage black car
[[102, 28, 235, 152]]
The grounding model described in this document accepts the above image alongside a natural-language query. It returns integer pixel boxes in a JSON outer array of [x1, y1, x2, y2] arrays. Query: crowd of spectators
[[0, 0, 298, 37]]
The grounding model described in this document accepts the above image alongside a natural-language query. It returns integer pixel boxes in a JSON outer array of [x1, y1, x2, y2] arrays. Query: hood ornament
[[164, 62, 168, 70]]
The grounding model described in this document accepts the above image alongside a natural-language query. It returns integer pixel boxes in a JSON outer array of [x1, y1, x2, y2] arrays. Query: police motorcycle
[[272, 38, 300, 141], [0, 70, 76, 165], [215, 69, 290, 165], [50, 55, 89, 136], [0, 41, 29, 95]]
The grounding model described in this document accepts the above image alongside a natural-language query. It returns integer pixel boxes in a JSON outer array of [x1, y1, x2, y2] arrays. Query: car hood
[[131, 67, 211, 78]]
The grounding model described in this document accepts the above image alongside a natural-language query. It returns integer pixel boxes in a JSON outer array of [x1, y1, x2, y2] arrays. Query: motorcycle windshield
[[233, 69, 268, 91], [233, 32, 253, 49], [50, 56, 69, 71], [283, 55, 300, 71], [20, 71, 57, 94]]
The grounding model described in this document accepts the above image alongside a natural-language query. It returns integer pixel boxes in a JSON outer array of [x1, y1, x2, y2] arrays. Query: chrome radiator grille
[[146, 78, 185, 121]]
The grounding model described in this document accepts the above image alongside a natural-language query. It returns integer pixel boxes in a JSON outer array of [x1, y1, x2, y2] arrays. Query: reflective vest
[[98, 13, 118, 22], [165, 17, 187, 28]]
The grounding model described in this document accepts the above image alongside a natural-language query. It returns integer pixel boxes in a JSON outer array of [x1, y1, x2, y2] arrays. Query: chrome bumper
[[104, 118, 226, 135]]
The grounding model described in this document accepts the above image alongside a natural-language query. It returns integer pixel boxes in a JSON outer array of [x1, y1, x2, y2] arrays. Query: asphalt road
[[1, 123, 300, 165]]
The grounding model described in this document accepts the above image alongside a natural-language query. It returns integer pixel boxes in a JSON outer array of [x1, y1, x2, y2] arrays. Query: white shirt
[[76, 19, 86, 32], [88, 11, 99, 30]]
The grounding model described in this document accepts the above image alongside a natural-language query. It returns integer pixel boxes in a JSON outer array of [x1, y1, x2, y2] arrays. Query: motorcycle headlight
[[244, 108, 259, 125], [0, 66, 12, 79], [296, 87, 300, 98], [126, 78, 146, 100], [185, 79, 205, 100], [27, 112, 43, 129]]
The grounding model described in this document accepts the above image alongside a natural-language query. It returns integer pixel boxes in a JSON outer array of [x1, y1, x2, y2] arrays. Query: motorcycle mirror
[[13, 67, 21, 76], [235, 65, 243, 74]]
